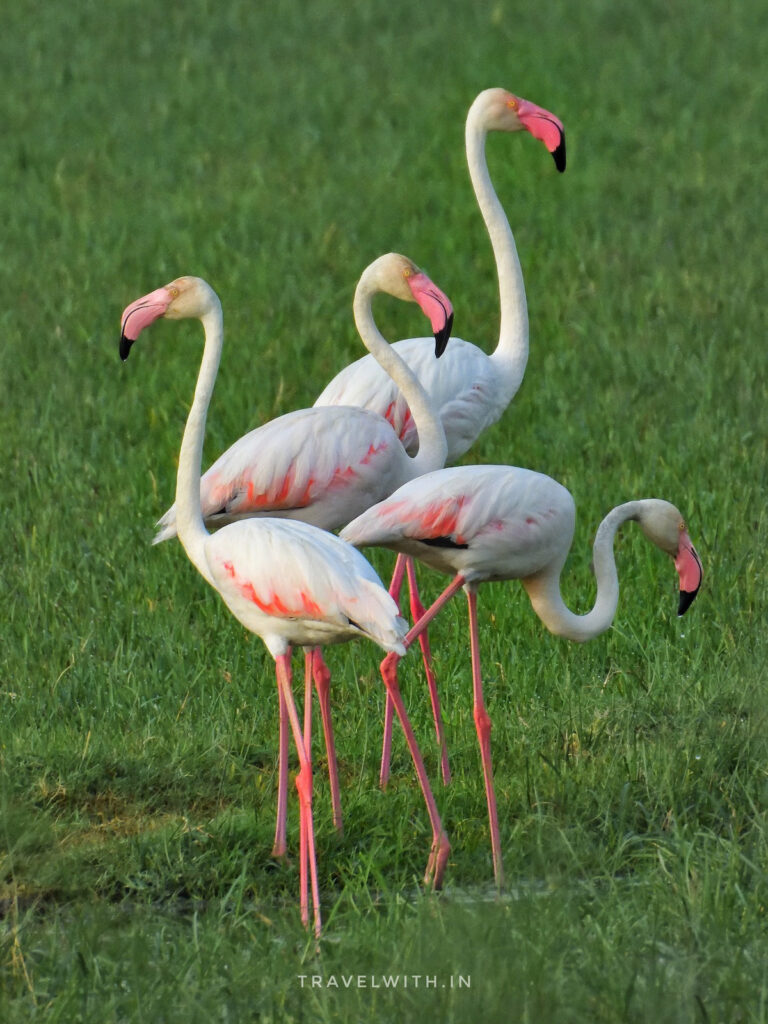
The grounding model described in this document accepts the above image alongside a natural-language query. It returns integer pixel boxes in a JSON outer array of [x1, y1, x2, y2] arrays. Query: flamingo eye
[[169, 286, 180, 298], [679, 520, 686, 532], [506, 96, 520, 112], [403, 266, 413, 279]]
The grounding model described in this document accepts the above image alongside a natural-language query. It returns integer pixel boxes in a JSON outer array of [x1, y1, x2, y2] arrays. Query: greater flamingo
[[314, 89, 565, 460], [146, 253, 453, 845], [315, 89, 566, 780], [119, 275, 451, 935], [341, 464, 703, 887]]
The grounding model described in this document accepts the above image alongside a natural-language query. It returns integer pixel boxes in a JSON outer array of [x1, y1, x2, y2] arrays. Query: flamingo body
[[315, 337, 509, 461], [154, 406, 413, 542], [205, 516, 407, 657], [342, 464, 576, 582], [341, 464, 702, 631]]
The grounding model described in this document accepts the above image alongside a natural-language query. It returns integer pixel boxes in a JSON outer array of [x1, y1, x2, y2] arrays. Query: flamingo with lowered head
[[315, 88, 566, 781], [119, 275, 451, 936], [341, 464, 703, 888], [144, 253, 453, 848]]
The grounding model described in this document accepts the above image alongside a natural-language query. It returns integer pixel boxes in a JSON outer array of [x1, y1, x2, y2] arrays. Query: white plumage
[[342, 464, 575, 584], [154, 406, 409, 542], [315, 336, 506, 461], [206, 517, 407, 658]]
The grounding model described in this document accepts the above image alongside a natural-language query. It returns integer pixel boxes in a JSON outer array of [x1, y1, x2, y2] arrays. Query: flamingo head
[[119, 276, 218, 360], [635, 499, 703, 616], [476, 88, 566, 173], [365, 253, 454, 358]]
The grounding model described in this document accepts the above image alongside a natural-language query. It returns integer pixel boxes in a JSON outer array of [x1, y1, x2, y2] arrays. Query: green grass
[[1, 0, 767, 1020]]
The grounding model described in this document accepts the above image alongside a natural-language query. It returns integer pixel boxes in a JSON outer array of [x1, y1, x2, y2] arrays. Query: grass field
[[1, 0, 767, 1020]]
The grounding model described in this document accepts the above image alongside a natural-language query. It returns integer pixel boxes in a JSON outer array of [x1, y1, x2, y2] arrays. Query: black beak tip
[[677, 587, 700, 617], [552, 132, 566, 173], [119, 333, 134, 361], [434, 311, 454, 358]]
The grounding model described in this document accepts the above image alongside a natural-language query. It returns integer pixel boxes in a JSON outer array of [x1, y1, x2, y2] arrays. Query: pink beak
[[407, 272, 454, 357], [119, 286, 173, 361], [515, 97, 567, 173], [675, 531, 703, 615]]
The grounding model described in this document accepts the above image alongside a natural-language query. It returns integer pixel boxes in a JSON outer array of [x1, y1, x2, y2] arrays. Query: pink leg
[[379, 651, 450, 889], [300, 653, 313, 890], [380, 573, 466, 788], [405, 558, 451, 786], [271, 681, 289, 858], [303, 651, 312, 748], [380, 689, 395, 789], [467, 588, 504, 890], [388, 552, 408, 604], [380, 555, 408, 786], [275, 652, 322, 937], [311, 648, 343, 835]]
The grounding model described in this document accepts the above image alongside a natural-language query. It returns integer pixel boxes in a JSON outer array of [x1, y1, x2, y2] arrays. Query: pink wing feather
[[154, 406, 409, 542], [205, 517, 407, 654], [341, 465, 575, 583]]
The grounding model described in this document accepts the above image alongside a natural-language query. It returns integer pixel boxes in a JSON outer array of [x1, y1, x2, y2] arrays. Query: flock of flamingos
[[119, 88, 703, 936]]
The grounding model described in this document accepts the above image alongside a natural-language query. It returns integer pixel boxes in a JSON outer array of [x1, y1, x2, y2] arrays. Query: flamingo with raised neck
[[141, 253, 452, 849], [315, 88, 566, 460], [315, 88, 566, 783], [119, 274, 452, 935]]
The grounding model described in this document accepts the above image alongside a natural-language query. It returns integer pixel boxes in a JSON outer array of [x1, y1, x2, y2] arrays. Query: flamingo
[[341, 464, 703, 887], [315, 89, 565, 458], [315, 88, 566, 780], [119, 275, 451, 936], [145, 253, 453, 846]]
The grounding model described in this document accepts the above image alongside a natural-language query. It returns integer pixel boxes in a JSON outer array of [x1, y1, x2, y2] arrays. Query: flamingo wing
[[315, 337, 504, 462], [154, 406, 406, 542], [205, 518, 407, 654], [341, 465, 575, 581]]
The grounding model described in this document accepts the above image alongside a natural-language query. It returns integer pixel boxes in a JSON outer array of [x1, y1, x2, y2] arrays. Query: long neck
[[353, 284, 447, 476], [522, 502, 642, 642], [175, 302, 223, 586], [465, 105, 528, 389]]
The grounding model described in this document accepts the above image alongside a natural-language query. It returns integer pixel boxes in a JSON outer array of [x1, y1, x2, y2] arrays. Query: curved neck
[[522, 502, 642, 642], [465, 104, 528, 388], [353, 284, 447, 476], [175, 302, 223, 586]]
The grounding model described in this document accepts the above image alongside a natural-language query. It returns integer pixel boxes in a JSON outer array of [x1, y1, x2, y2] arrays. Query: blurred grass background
[[1, 0, 766, 1020]]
